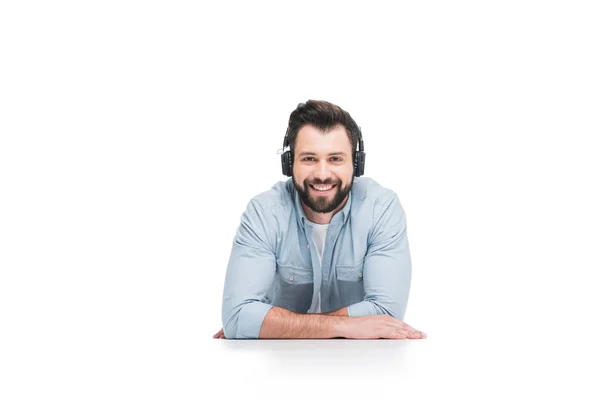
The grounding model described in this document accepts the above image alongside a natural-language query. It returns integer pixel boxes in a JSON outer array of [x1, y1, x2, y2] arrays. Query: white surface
[[211, 335, 594, 399], [1, 1, 599, 399]]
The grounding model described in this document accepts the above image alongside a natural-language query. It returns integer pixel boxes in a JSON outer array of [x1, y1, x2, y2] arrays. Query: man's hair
[[286, 100, 360, 159]]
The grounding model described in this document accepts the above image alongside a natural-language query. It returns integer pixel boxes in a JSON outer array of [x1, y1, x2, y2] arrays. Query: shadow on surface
[[220, 339, 414, 377]]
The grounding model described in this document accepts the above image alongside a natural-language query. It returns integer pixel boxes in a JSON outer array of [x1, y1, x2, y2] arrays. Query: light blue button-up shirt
[[221, 177, 412, 339]]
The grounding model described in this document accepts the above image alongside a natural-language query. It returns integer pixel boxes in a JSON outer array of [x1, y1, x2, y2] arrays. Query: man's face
[[292, 124, 355, 214]]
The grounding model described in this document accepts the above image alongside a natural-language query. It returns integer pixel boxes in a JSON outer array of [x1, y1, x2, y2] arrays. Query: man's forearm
[[258, 306, 348, 339], [322, 307, 348, 316]]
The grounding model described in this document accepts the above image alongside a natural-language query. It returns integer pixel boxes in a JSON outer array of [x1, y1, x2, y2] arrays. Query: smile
[[310, 184, 336, 194]]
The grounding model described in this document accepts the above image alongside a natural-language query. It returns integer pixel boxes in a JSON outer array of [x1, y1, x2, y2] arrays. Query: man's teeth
[[312, 185, 333, 191]]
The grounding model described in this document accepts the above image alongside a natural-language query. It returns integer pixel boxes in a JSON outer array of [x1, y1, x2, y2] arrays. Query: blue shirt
[[221, 177, 412, 339]]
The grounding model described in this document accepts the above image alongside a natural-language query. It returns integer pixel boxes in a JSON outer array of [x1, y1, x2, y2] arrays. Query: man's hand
[[213, 328, 225, 339], [338, 315, 427, 339]]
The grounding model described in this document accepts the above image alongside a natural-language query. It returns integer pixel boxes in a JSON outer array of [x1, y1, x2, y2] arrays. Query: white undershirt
[[307, 223, 329, 313]]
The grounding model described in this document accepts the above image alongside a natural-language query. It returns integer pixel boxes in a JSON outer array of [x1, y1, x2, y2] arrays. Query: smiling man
[[215, 100, 426, 340]]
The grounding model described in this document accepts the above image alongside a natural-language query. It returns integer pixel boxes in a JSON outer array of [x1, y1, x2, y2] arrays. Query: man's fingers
[[395, 320, 427, 338], [394, 328, 426, 339], [404, 329, 426, 339], [394, 331, 408, 339], [398, 321, 418, 332], [213, 328, 224, 339]]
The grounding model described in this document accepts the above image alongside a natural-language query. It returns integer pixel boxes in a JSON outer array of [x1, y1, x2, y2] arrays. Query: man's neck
[[301, 195, 348, 225]]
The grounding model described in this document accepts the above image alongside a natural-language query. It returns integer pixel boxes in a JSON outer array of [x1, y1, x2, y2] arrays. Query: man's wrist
[[330, 316, 350, 338], [322, 307, 350, 338]]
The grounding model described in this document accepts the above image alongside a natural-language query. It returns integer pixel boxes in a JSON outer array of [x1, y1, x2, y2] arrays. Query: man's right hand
[[339, 315, 427, 339]]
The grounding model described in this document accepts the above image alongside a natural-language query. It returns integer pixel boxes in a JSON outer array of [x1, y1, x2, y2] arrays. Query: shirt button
[[306, 244, 310, 249], [358, 272, 363, 278], [289, 275, 295, 281]]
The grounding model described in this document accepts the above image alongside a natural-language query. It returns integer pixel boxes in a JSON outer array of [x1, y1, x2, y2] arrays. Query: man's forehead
[[295, 124, 353, 155], [296, 150, 350, 157]]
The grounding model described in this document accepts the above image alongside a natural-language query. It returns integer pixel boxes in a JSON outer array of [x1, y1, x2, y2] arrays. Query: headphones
[[280, 126, 366, 177]]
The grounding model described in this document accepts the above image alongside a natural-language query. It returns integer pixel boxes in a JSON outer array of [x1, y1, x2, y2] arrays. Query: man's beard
[[293, 175, 354, 214]]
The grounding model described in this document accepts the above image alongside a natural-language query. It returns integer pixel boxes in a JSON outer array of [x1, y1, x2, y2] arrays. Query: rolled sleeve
[[234, 301, 273, 339], [221, 200, 276, 339], [348, 194, 412, 319]]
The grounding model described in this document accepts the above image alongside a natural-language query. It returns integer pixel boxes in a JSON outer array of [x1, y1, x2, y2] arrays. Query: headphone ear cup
[[281, 151, 293, 177], [354, 151, 366, 177]]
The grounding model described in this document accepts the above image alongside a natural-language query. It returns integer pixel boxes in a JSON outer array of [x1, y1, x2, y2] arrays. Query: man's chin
[[308, 203, 334, 214], [307, 195, 343, 213]]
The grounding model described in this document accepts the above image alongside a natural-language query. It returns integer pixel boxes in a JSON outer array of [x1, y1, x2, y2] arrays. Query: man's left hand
[[213, 328, 226, 339]]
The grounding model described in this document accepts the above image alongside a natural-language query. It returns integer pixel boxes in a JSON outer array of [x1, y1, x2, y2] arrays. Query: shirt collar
[[289, 179, 352, 228]]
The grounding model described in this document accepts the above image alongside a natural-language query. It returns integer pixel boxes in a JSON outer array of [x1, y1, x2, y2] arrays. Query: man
[[214, 100, 426, 339]]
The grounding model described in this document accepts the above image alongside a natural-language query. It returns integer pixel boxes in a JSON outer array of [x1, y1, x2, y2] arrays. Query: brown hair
[[285, 100, 360, 158]]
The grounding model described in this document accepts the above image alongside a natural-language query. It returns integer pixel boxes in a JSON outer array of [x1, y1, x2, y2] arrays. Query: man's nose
[[313, 160, 331, 181]]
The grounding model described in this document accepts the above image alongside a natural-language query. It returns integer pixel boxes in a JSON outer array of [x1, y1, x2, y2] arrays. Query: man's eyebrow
[[297, 151, 349, 157]]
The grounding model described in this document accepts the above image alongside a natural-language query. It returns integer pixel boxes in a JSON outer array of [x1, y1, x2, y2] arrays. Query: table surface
[[1, 319, 597, 400], [205, 332, 598, 400]]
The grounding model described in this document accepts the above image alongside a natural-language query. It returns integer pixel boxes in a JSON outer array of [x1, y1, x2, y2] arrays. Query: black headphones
[[280, 126, 366, 177]]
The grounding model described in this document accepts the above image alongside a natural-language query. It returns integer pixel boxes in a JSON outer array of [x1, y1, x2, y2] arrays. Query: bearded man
[[214, 100, 426, 340]]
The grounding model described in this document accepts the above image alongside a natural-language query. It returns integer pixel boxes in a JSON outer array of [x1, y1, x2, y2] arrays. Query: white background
[[1, 1, 599, 399]]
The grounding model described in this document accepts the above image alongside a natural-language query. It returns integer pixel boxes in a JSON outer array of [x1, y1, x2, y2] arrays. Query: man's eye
[[302, 157, 315, 162], [331, 157, 342, 162]]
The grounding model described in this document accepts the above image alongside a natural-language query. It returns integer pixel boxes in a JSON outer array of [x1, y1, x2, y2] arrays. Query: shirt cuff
[[348, 301, 379, 317], [235, 302, 274, 339]]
